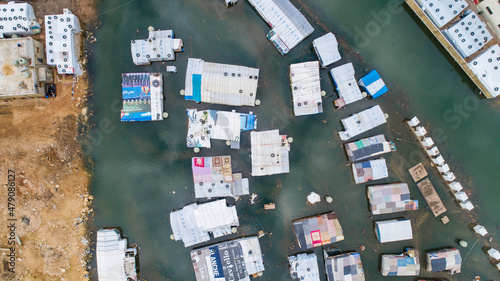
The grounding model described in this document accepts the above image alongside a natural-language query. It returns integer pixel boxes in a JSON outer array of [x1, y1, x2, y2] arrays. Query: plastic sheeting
[[368, 183, 418, 215], [170, 199, 239, 247], [325, 252, 365, 281], [290, 61, 323, 116], [443, 11, 493, 58], [381, 248, 420, 276], [96, 229, 138, 281], [250, 130, 290, 176], [375, 219, 413, 243], [352, 158, 388, 184], [339, 105, 386, 141], [247, 0, 314, 55], [45, 9, 82, 75], [344, 134, 395, 162], [312, 33, 341, 68], [288, 253, 320, 281], [186, 109, 257, 149], [358, 70, 388, 98], [131, 29, 183, 65], [191, 237, 265, 281], [426, 248, 462, 274], [467, 45, 500, 98], [121, 73, 164, 122], [415, 0, 468, 28], [330, 63, 364, 108], [185, 58, 259, 106], [192, 156, 249, 199], [292, 212, 344, 250], [0, 2, 37, 38]]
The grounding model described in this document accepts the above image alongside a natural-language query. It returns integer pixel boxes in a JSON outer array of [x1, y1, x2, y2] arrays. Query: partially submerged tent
[[381, 248, 420, 276], [288, 253, 320, 281], [344, 134, 396, 162], [330, 63, 364, 108], [96, 229, 138, 281], [339, 105, 387, 141], [121, 73, 164, 122], [289, 61, 323, 116], [292, 212, 344, 250], [191, 237, 265, 281], [170, 199, 239, 247], [358, 70, 388, 98], [375, 219, 413, 243], [325, 252, 365, 281], [312, 33, 341, 68], [250, 130, 290, 176], [352, 158, 388, 184], [367, 183, 418, 215], [426, 248, 462, 274]]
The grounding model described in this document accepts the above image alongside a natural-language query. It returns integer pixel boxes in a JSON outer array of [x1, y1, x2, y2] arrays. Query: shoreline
[[0, 0, 97, 280]]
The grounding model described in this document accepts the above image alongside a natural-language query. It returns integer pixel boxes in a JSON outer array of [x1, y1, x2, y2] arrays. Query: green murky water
[[86, 0, 500, 280]]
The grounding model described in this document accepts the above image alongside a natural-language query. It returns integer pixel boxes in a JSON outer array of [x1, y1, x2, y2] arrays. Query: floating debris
[[351, 158, 388, 184], [289, 61, 323, 116], [96, 229, 138, 281], [191, 237, 265, 281], [247, 0, 314, 55], [381, 248, 420, 276], [131, 29, 183, 65], [184, 58, 260, 106], [250, 130, 290, 176], [250, 193, 258, 204], [45, 9, 82, 75], [170, 199, 239, 247], [459, 240, 468, 248], [292, 212, 344, 250], [307, 192, 321, 205], [325, 252, 365, 281], [367, 183, 418, 215], [187, 109, 257, 149], [441, 215, 450, 225], [288, 252, 320, 281], [312, 33, 341, 68], [264, 203, 275, 210], [192, 156, 249, 199], [426, 248, 462, 274], [339, 105, 387, 141], [330, 63, 364, 108], [375, 219, 413, 243], [325, 195, 333, 203], [344, 134, 396, 162], [166, 66, 177, 73], [121, 73, 164, 122]]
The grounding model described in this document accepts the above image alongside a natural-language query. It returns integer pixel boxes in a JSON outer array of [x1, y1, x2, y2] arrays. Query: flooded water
[[86, 0, 500, 280]]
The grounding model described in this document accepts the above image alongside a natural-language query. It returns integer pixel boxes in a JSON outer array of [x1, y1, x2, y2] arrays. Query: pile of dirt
[[0, 1, 96, 280]]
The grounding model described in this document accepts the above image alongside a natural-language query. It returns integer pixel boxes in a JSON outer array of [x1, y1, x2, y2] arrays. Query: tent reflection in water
[[96, 229, 138, 281], [191, 237, 264, 281]]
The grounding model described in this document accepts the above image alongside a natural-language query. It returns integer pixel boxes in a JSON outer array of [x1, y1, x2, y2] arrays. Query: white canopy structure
[[467, 45, 500, 98], [251, 130, 290, 176], [312, 33, 341, 68], [247, 0, 314, 55], [185, 58, 259, 106], [454, 191, 468, 202], [460, 200, 474, 210], [170, 199, 239, 247], [0, 2, 39, 38], [448, 182, 463, 192], [330, 63, 364, 108], [339, 105, 387, 141], [45, 9, 82, 75], [375, 219, 413, 243], [488, 248, 500, 260], [131, 29, 183, 65], [473, 225, 488, 236], [415, 0, 468, 28], [290, 61, 323, 116], [443, 11, 493, 58], [96, 229, 138, 281]]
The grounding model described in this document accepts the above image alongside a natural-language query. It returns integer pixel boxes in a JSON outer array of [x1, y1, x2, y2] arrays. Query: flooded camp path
[[86, 0, 500, 280]]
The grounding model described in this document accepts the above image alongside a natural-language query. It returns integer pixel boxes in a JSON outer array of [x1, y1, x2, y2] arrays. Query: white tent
[[415, 0, 468, 28], [443, 171, 456, 182], [448, 182, 463, 192], [290, 61, 323, 116], [251, 130, 290, 176], [131, 29, 183, 65], [339, 105, 386, 141], [375, 219, 413, 243], [427, 146, 440, 156], [437, 164, 450, 174], [473, 225, 488, 236], [0, 2, 39, 38], [421, 137, 434, 147], [497, 262, 500, 271], [96, 229, 138, 281], [454, 191, 468, 202], [415, 126, 427, 137], [312, 32, 341, 68], [467, 45, 500, 98], [460, 200, 474, 210], [330, 63, 364, 107], [488, 248, 500, 260], [288, 253, 320, 281], [432, 155, 445, 165], [407, 116, 420, 127]]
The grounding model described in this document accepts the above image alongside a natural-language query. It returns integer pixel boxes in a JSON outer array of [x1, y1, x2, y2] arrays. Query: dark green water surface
[[86, 0, 500, 280]]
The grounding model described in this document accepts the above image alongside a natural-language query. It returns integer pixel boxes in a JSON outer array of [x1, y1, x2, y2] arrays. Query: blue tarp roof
[[358, 70, 388, 99]]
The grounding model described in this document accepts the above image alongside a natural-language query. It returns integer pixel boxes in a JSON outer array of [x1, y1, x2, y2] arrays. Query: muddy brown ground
[[0, 1, 96, 280]]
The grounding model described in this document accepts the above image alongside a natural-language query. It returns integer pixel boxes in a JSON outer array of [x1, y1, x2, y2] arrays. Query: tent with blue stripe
[[358, 70, 388, 99]]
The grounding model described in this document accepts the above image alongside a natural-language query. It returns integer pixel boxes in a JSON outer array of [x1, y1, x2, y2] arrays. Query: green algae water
[[86, 0, 500, 280]]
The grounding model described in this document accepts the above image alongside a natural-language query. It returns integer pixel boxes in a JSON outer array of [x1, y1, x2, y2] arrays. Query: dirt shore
[[0, 1, 96, 280]]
